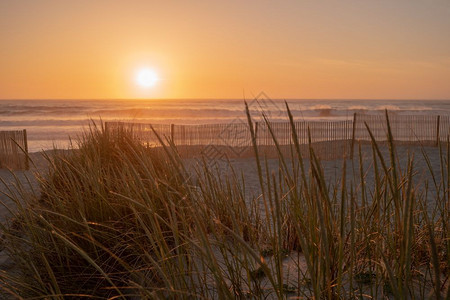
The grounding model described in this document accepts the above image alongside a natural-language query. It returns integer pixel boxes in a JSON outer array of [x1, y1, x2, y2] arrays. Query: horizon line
[[1, 98, 450, 101]]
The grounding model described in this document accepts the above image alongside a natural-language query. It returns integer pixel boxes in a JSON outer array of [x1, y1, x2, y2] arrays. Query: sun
[[136, 68, 158, 88]]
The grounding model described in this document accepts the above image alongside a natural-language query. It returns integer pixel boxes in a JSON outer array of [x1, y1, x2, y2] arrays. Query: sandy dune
[[0, 143, 445, 288]]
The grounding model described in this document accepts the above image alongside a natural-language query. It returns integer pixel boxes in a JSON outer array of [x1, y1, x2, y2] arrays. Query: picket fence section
[[105, 113, 450, 160], [353, 114, 446, 143], [0, 130, 29, 170]]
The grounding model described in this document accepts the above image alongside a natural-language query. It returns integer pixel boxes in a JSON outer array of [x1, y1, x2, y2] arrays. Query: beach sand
[[207, 143, 443, 204], [0, 152, 49, 273]]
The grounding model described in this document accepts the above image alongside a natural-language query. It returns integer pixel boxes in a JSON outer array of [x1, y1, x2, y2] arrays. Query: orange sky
[[1, 1, 450, 100]]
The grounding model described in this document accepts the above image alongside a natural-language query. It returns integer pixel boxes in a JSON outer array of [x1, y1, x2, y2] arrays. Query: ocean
[[1, 99, 449, 152]]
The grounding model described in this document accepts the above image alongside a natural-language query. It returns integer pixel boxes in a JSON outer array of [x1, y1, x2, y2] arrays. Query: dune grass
[[0, 110, 449, 299]]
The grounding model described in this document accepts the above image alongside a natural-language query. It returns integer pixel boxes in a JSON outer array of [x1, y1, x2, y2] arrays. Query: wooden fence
[[105, 113, 450, 160], [353, 114, 447, 144], [0, 130, 29, 170]]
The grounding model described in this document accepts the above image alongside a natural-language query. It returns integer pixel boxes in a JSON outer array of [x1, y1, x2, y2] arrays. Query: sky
[[1, 0, 450, 100]]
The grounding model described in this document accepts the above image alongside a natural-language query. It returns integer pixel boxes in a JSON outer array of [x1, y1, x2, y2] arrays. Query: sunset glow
[[1, 1, 449, 99]]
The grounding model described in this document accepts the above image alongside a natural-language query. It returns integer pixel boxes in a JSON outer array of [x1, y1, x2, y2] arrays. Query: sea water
[[1, 99, 449, 152]]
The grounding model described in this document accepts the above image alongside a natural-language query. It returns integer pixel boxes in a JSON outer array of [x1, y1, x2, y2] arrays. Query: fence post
[[23, 129, 29, 170], [254, 122, 259, 146], [436, 115, 440, 146], [350, 113, 357, 159], [170, 124, 175, 142]]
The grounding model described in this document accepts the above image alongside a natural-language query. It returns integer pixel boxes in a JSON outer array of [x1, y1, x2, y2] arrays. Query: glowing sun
[[136, 68, 158, 88]]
